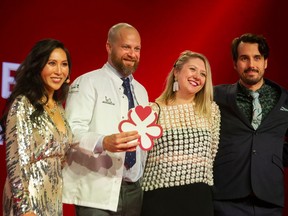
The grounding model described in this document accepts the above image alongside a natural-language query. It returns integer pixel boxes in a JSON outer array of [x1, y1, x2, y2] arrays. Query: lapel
[[227, 83, 253, 128], [260, 79, 287, 124]]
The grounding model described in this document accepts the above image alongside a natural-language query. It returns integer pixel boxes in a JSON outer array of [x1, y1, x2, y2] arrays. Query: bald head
[[108, 23, 140, 44]]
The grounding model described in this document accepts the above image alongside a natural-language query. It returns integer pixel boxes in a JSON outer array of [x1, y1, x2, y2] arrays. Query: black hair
[[231, 33, 269, 62], [0, 38, 71, 137]]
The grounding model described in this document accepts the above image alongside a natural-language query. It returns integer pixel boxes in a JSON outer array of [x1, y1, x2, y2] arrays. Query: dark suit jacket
[[213, 79, 288, 207]]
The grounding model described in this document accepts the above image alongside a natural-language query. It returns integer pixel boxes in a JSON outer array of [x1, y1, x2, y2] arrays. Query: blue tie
[[122, 78, 136, 169], [250, 91, 262, 129]]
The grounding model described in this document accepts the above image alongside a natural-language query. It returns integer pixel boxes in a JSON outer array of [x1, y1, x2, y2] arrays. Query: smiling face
[[174, 57, 206, 99], [106, 27, 141, 77], [41, 48, 69, 97], [234, 42, 267, 91]]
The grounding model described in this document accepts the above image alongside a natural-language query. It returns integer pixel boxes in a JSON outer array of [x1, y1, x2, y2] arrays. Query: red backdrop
[[1, 0, 288, 215]]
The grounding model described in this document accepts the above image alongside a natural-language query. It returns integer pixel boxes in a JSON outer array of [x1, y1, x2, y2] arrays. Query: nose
[[192, 70, 201, 79], [55, 64, 62, 75], [248, 58, 256, 67], [127, 48, 137, 58]]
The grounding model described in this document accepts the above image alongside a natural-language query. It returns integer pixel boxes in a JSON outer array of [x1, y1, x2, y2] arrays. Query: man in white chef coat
[[62, 22, 149, 216]]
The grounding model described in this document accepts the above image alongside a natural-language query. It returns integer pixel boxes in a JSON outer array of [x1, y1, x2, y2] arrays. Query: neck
[[41, 93, 56, 107], [240, 79, 264, 92], [170, 92, 195, 105]]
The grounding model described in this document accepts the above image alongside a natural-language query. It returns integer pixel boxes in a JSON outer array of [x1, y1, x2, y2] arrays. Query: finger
[[126, 146, 137, 152], [110, 132, 137, 145], [123, 140, 139, 149], [121, 130, 139, 137], [113, 140, 138, 151], [121, 134, 140, 144]]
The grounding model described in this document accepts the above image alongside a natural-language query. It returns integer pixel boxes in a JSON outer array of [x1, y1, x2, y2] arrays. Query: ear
[[106, 41, 112, 54], [65, 76, 70, 83], [173, 69, 178, 80], [264, 59, 268, 69], [233, 61, 237, 71]]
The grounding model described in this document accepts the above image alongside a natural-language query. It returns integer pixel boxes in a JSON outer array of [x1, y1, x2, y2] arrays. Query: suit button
[[252, 150, 257, 155]]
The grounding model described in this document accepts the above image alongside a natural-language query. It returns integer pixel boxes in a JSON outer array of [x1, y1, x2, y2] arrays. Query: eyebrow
[[239, 54, 262, 58], [188, 64, 207, 73]]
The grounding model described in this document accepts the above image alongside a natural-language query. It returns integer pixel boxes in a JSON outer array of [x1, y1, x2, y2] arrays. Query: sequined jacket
[[3, 96, 73, 216]]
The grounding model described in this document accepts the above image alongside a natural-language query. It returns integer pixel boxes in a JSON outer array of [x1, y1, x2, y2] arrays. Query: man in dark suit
[[213, 33, 288, 216]]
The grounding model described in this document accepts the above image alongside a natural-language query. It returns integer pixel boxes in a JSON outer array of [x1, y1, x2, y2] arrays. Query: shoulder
[[131, 79, 149, 101], [149, 102, 161, 110], [69, 67, 110, 93], [214, 83, 235, 91], [149, 102, 162, 119], [211, 101, 221, 122], [211, 101, 220, 113], [132, 78, 147, 91], [214, 83, 238, 100], [12, 95, 31, 107], [8, 95, 33, 116], [72, 64, 112, 82], [211, 101, 219, 109], [265, 79, 288, 94], [73, 68, 105, 82]]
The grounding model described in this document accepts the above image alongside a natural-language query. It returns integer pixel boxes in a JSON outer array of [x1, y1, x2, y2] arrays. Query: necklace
[[45, 101, 58, 116]]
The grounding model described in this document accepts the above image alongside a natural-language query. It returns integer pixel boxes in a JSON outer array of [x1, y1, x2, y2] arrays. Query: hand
[[103, 131, 140, 152]]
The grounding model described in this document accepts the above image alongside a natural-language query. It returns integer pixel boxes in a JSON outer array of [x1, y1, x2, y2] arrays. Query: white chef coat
[[62, 63, 149, 211]]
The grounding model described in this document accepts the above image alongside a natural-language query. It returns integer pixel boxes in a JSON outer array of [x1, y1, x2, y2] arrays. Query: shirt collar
[[106, 62, 134, 82], [237, 81, 271, 99]]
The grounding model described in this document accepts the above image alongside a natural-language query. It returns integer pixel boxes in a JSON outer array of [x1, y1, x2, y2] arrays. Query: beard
[[240, 68, 263, 86], [111, 52, 139, 76], [241, 77, 262, 86]]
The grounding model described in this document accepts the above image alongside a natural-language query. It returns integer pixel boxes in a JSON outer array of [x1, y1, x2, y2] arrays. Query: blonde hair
[[156, 50, 214, 117]]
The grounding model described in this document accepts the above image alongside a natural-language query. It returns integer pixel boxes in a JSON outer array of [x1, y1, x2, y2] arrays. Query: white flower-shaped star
[[118, 105, 163, 150]]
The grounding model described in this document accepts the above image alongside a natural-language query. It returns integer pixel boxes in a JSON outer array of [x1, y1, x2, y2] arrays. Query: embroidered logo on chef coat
[[69, 84, 80, 93], [102, 96, 115, 105]]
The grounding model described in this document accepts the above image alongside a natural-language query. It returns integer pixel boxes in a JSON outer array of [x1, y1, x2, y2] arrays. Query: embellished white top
[[142, 102, 220, 191]]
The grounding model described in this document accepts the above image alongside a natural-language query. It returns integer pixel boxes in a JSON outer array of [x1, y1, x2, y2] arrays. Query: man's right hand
[[102, 131, 140, 152]]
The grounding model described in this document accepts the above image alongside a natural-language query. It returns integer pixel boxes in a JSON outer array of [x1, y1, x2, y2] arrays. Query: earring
[[173, 80, 179, 92], [66, 79, 70, 83]]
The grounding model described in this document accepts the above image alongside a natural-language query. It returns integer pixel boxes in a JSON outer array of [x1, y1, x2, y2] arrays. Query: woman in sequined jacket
[[0, 39, 73, 216], [141, 50, 220, 216]]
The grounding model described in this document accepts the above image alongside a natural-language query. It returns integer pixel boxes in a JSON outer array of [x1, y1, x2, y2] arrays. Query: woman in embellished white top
[[141, 50, 220, 216]]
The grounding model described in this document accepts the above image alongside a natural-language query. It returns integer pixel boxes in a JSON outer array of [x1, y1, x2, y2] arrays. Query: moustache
[[125, 58, 137, 63], [244, 68, 258, 73]]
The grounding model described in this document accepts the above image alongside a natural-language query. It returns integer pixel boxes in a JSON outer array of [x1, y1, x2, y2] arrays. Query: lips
[[124, 59, 135, 63], [51, 77, 62, 83], [189, 80, 199, 86], [245, 68, 258, 73]]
